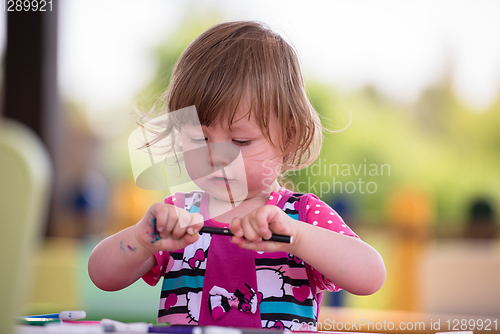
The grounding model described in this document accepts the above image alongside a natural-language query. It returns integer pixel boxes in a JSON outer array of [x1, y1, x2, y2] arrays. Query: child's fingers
[[154, 211, 203, 251], [169, 209, 189, 238], [171, 211, 203, 239], [240, 214, 263, 242], [261, 206, 293, 237], [253, 207, 275, 240], [161, 205, 180, 237], [149, 203, 171, 239], [167, 212, 203, 248], [230, 208, 276, 242], [160, 231, 199, 251], [148, 204, 190, 238], [187, 213, 204, 235], [135, 203, 165, 246], [242, 206, 278, 240], [229, 206, 296, 253], [229, 217, 244, 237], [229, 218, 249, 246], [152, 203, 175, 227], [230, 234, 287, 253], [180, 232, 200, 247]]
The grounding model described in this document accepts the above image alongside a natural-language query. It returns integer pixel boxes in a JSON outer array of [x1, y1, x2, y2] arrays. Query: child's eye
[[233, 139, 251, 146], [191, 138, 207, 144]]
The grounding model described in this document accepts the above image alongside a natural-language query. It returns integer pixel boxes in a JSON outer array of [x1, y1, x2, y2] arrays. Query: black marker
[[200, 226, 292, 244]]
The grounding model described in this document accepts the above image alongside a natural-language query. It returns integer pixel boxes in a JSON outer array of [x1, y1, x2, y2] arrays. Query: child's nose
[[207, 143, 240, 170]]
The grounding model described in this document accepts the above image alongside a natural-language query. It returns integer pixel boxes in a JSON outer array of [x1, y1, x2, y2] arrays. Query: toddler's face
[[180, 105, 283, 203]]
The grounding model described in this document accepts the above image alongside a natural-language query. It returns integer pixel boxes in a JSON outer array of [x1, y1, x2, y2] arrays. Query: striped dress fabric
[[142, 187, 357, 330]]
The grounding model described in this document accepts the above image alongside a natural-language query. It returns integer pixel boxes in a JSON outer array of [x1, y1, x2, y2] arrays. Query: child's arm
[[88, 203, 203, 291], [229, 205, 386, 296]]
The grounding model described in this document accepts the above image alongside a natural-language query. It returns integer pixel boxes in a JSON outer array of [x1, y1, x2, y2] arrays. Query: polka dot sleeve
[[142, 196, 174, 286], [305, 196, 358, 293]]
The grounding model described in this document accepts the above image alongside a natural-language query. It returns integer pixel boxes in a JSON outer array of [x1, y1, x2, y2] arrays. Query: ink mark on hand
[[120, 241, 138, 252], [150, 217, 161, 243]]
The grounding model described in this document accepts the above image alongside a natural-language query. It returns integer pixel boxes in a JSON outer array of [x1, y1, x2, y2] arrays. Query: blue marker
[[22, 310, 86, 321]]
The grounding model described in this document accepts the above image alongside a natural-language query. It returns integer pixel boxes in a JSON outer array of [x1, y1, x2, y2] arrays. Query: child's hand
[[135, 203, 204, 254], [229, 205, 298, 252]]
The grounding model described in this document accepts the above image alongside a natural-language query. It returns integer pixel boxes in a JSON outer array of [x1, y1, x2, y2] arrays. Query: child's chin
[[207, 189, 248, 204]]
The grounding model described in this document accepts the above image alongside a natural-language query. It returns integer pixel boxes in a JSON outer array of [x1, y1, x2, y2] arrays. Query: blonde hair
[[144, 20, 323, 171]]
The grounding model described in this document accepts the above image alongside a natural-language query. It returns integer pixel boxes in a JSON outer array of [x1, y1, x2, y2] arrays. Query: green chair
[[0, 118, 52, 333]]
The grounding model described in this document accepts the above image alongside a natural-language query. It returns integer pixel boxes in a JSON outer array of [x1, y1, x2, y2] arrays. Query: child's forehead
[[179, 111, 269, 137], [184, 115, 258, 132], [203, 102, 255, 128]]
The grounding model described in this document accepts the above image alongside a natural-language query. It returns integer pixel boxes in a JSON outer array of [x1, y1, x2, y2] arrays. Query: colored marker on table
[[148, 325, 202, 333], [17, 310, 86, 326], [101, 318, 150, 332], [101, 321, 203, 334], [16, 317, 62, 326]]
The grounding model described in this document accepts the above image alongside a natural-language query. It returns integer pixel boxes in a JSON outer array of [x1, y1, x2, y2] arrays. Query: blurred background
[[1, 0, 499, 330]]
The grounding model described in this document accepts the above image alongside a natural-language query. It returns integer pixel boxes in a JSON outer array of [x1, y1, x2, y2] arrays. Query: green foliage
[[298, 81, 500, 223]]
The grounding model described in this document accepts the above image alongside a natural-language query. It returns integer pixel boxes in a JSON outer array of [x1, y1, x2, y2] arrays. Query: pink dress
[[143, 187, 357, 331]]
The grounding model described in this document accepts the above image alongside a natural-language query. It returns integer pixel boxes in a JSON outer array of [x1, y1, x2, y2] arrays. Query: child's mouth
[[209, 176, 234, 186]]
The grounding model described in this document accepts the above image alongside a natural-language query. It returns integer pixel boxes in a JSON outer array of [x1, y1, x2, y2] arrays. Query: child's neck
[[207, 181, 281, 224]]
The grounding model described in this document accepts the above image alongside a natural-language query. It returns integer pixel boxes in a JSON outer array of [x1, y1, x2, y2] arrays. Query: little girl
[[88, 21, 385, 331]]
